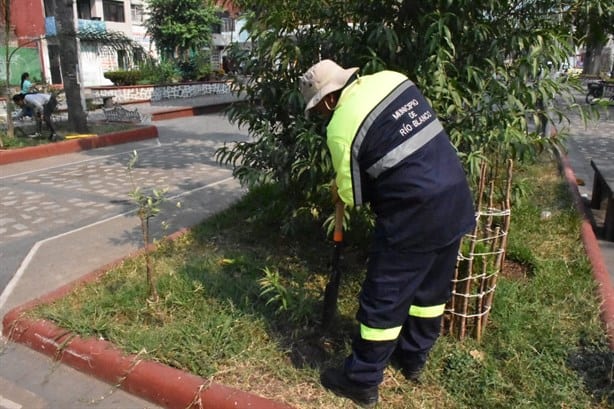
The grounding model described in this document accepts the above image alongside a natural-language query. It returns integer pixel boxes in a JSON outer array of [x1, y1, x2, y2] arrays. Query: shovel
[[322, 201, 345, 330]]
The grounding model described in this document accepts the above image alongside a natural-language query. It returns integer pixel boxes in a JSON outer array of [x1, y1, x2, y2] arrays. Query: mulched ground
[[501, 259, 529, 280]]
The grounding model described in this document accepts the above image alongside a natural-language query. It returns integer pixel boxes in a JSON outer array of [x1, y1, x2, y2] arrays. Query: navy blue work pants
[[344, 238, 461, 387]]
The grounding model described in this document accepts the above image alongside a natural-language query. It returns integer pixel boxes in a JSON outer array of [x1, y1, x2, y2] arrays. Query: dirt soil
[[501, 258, 530, 280]]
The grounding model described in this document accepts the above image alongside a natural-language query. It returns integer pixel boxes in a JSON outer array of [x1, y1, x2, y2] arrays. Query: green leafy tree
[[144, 0, 220, 61], [218, 0, 591, 230], [564, 0, 614, 75]]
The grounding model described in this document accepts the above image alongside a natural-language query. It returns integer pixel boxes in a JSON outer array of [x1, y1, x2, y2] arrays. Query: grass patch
[[1, 121, 137, 149], [31, 155, 612, 408]]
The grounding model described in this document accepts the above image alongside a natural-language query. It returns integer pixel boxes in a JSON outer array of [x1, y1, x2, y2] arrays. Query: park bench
[[586, 80, 614, 104], [86, 95, 115, 110], [590, 159, 614, 241], [102, 104, 147, 123]]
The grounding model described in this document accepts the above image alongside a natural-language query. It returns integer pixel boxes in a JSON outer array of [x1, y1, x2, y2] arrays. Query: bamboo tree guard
[[443, 160, 513, 342]]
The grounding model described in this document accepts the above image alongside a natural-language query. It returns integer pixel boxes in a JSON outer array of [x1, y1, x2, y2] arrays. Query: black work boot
[[399, 366, 422, 383], [390, 350, 424, 383], [320, 367, 378, 408]]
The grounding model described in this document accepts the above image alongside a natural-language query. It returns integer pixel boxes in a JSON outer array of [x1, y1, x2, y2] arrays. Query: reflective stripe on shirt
[[350, 80, 413, 206], [366, 119, 444, 178]]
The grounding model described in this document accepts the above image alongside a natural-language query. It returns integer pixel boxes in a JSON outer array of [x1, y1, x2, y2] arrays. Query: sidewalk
[[557, 96, 614, 347], [0, 94, 282, 409], [560, 100, 614, 283]]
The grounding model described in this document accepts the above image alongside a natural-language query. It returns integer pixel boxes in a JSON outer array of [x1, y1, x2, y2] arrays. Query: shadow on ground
[[568, 344, 614, 406]]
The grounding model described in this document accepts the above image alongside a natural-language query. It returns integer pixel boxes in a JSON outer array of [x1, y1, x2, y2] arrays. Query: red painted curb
[[3, 318, 293, 409], [2, 229, 295, 409], [0, 126, 159, 165], [558, 151, 614, 350]]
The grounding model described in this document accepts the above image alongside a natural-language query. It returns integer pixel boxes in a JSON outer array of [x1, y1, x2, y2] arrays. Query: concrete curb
[[151, 104, 232, 121], [2, 229, 295, 409], [0, 126, 159, 165], [558, 151, 614, 349]]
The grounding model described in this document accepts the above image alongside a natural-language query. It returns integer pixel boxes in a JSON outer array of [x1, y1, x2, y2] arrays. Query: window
[[77, 0, 92, 20], [103, 0, 125, 22], [131, 4, 144, 23], [43, 0, 52, 17], [221, 17, 235, 32], [213, 12, 234, 34], [133, 47, 146, 65], [117, 50, 128, 70]]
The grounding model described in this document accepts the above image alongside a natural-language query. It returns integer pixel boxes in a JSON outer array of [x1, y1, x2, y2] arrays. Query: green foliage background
[[144, 0, 220, 61], [216, 0, 609, 230]]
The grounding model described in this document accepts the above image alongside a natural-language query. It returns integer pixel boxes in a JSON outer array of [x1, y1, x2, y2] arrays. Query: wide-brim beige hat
[[299, 60, 358, 113]]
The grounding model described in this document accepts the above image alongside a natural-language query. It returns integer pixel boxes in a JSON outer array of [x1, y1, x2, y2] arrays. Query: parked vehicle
[[586, 80, 614, 104]]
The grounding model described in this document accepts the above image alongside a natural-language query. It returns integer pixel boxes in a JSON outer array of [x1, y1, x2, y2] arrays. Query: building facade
[[6, 0, 244, 87], [46, 0, 153, 86]]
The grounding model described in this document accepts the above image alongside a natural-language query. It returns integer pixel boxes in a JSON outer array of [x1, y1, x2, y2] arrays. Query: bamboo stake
[[475, 225, 501, 341], [477, 226, 501, 341], [458, 162, 488, 339], [481, 160, 513, 334], [474, 176, 497, 337], [445, 250, 463, 335]]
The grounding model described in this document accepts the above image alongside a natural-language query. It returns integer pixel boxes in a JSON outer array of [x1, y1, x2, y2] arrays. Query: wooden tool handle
[[333, 202, 344, 243]]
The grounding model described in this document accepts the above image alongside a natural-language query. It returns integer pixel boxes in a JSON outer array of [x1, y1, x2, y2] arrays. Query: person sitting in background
[[19, 72, 36, 118], [21, 72, 33, 94], [12, 93, 60, 141]]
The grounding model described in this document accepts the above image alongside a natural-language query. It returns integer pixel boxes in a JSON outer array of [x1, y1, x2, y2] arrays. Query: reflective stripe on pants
[[359, 302, 445, 341], [345, 239, 462, 387]]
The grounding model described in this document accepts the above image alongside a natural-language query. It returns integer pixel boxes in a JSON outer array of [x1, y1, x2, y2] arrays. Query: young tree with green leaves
[[144, 0, 220, 61], [217, 0, 592, 229]]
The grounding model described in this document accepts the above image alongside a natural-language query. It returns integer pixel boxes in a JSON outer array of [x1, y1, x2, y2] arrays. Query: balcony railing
[[45, 17, 107, 36]]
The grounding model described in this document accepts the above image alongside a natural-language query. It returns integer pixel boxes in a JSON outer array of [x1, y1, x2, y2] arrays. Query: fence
[[443, 160, 513, 341]]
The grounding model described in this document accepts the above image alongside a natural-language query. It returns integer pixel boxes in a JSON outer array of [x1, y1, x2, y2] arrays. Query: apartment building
[[6, 0, 244, 87], [4, 0, 151, 86], [57, 0, 151, 85]]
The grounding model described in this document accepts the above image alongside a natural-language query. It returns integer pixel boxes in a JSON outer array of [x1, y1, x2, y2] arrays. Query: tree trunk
[[2, 0, 13, 145], [141, 214, 159, 303], [584, 43, 604, 76], [53, 0, 88, 133]]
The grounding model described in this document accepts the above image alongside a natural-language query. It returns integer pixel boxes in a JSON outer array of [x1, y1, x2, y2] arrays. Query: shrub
[[216, 0, 582, 231], [176, 52, 213, 82], [138, 60, 181, 85], [176, 60, 199, 82], [103, 70, 142, 86]]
